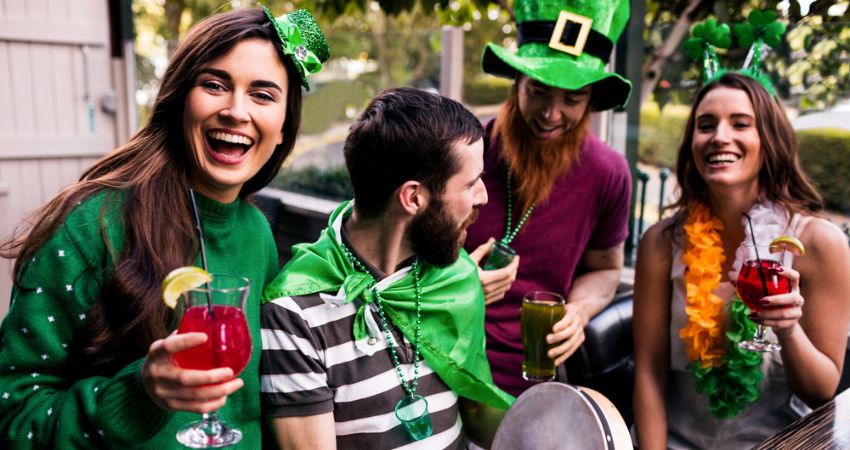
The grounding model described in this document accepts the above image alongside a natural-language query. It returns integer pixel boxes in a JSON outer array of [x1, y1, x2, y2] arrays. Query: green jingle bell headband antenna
[[684, 9, 787, 95]]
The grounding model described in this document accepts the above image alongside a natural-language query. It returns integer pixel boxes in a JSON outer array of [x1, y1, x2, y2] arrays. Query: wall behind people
[[0, 0, 130, 317]]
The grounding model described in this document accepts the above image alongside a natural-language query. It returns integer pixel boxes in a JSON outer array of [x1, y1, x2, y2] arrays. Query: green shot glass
[[483, 241, 517, 270], [394, 394, 432, 441]]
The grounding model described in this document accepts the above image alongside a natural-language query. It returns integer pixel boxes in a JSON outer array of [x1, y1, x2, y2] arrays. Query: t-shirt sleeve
[[259, 297, 334, 417], [588, 152, 633, 250], [0, 206, 169, 449]]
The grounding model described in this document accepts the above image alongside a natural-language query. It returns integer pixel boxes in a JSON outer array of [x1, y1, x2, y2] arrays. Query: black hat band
[[518, 19, 613, 62]]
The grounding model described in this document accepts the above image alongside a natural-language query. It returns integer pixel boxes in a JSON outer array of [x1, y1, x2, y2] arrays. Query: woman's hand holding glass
[[747, 264, 804, 337], [141, 332, 244, 414]]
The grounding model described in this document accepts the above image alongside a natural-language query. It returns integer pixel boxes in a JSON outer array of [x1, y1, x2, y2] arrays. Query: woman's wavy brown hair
[[668, 72, 823, 225], [1, 7, 302, 375]]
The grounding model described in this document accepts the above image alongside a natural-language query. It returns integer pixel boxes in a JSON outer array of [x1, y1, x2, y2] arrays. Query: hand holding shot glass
[[484, 240, 518, 270]]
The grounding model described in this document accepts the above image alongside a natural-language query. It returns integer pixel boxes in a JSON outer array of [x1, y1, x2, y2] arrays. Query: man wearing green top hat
[[259, 88, 513, 449], [464, 0, 634, 396]]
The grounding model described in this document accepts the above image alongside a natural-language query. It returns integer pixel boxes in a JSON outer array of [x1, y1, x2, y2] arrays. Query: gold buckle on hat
[[548, 10, 593, 57]]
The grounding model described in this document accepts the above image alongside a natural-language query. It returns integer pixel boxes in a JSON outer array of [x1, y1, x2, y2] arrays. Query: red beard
[[494, 92, 590, 215]]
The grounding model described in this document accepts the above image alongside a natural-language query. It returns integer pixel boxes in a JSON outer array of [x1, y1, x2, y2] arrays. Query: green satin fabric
[[262, 201, 514, 410]]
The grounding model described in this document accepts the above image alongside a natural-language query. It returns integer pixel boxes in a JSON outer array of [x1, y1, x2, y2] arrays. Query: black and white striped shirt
[[260, 290, 465, 449]]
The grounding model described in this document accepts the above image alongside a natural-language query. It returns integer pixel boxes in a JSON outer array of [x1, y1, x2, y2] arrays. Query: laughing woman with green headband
[[0, 7, 328, 448], [633, 22, 850, 446]]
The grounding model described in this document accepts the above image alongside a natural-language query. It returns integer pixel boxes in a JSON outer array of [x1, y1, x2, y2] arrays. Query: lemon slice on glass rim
[[161, 266, 213, 309], [769, 235, 805, 256]]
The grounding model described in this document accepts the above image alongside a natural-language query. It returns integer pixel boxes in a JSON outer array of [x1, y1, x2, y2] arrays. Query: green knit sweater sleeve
[[0, 193, 170, 449]]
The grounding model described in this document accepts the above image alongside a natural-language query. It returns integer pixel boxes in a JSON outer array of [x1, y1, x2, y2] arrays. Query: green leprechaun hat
[[263, 6, 330, 91], [482, 0, 632, 111]]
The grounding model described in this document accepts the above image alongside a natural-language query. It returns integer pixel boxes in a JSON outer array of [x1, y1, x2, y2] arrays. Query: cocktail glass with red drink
[[736, 242, 790, 352], [173, 274, 251, 448]]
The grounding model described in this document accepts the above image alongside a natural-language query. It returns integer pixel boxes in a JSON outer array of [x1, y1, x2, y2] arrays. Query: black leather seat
[[559, 290, 634, 426]]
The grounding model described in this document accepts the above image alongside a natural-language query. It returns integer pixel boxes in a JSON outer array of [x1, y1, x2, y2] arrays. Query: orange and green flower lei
[[680, 202, 764, 418]]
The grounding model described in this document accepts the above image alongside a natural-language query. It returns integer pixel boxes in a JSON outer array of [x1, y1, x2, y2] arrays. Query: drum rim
[[491, 382, 631, 450]]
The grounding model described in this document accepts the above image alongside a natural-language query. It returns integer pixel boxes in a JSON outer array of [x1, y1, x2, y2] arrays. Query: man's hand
[[547, 304, 586, 366], [548, 243, 624, 363], [469, 238, 520, 304]]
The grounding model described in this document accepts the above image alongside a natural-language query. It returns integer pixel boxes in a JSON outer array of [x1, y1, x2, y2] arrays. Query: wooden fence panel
[[0, 0, 118, 317]]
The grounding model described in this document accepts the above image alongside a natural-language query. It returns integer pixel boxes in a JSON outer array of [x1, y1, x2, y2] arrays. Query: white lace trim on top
[[727, 201, 796, 282]]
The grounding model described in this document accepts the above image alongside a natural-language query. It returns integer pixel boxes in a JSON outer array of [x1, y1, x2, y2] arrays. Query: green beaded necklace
[[502, 169, 535, 245], [340, 244, 424, 398]]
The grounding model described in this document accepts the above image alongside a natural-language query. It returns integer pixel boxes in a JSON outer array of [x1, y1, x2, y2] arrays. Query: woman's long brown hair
[[0, 8, 302, 375], [669, 72, 823, 226]]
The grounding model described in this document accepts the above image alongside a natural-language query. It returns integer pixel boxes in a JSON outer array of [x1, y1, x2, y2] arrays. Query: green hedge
[[797, 128, 850, 214], [638, 102, 688, 168], [301, 80, 373, 135], [463, 74, 512, 106], [270, 165, 353, 201]]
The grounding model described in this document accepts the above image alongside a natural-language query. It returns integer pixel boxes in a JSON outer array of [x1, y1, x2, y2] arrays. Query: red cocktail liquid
[[173, 305, 252, 375], [736, 260, 790, 312]]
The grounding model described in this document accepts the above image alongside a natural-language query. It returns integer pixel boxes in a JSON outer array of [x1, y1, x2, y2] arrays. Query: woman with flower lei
[[633, 72, 850, 449]]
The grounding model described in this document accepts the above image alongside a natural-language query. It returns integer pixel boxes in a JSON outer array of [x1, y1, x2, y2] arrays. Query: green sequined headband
[[262, 5, 330, 91], [685, 9, 787, 95]]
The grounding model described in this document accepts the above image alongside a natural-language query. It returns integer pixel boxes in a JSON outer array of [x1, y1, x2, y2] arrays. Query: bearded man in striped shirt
[[260, 88, 514, 449]]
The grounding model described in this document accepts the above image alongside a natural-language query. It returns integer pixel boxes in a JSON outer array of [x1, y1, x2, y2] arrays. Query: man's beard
[[494, 91, 590, 214], [408, 197, 479, 268]]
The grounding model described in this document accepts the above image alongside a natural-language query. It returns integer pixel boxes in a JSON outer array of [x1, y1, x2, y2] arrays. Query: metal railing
[[628, 167, 671, 264]]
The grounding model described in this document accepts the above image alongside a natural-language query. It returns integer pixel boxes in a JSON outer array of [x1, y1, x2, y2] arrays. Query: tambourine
[[491, 382, 632, 450]]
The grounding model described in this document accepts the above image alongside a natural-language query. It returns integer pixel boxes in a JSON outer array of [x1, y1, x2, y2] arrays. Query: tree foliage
[[133, 0, 849, 114], [644, 0, 850, 110], [133, 0, 513, 108]]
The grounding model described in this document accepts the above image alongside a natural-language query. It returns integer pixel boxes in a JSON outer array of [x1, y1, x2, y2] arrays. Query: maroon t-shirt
[[463, 122, 632, 396]]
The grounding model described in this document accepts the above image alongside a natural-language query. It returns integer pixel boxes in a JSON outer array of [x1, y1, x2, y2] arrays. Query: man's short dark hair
[[343, 88, 484, 218]]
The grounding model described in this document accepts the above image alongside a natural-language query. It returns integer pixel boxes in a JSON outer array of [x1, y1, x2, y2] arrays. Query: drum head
[[491, 382, 631, 450]]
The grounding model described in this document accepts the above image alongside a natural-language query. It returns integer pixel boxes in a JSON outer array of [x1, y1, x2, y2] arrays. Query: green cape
[[262, 201, 514, 410]]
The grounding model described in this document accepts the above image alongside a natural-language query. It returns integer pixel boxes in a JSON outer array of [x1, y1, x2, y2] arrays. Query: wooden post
[[440, 26, 464, 101]]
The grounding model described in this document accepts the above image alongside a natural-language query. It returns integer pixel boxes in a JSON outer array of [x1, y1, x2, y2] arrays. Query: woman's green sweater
[[0, 190, 278, 449]]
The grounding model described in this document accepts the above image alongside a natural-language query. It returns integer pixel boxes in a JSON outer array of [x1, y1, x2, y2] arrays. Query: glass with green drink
[[521, 291, 566, 381]]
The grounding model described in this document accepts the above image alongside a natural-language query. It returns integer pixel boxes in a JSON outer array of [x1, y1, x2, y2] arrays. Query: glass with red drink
[[736, 242, 790, 352], [173, 274, 251, 448]]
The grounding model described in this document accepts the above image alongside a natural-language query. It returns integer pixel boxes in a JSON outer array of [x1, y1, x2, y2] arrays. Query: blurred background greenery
[[132, 0, 850, 218]]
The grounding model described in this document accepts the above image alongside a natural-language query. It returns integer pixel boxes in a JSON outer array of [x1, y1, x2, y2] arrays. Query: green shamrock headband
[[262, 6, 329, 91], [685, 9, 787, 95]]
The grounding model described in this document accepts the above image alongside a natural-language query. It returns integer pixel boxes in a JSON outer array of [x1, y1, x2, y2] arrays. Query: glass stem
[[753, 324, 766, 344], [201, 411, 223, 437]]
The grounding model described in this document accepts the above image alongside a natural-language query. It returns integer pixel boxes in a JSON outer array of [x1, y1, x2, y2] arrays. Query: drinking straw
[[742, 212, 770, 296], [189, 188, 214, 313]]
